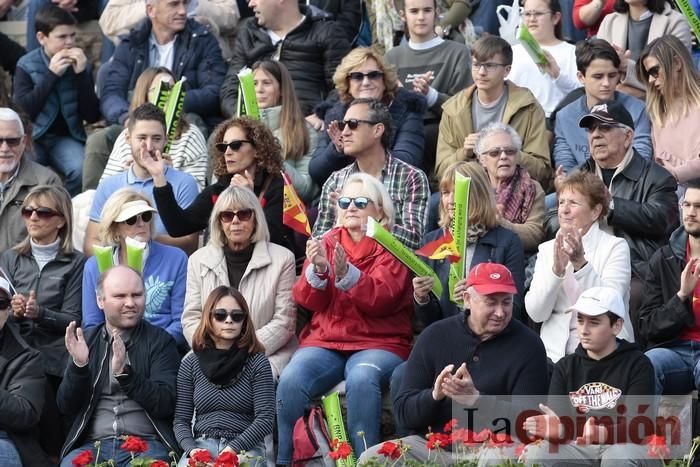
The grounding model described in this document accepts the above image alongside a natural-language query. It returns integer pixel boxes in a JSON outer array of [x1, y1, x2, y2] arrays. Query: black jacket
[[638, 226, 693, 348], [220, 5, 351, 117], [57, 321, 181, 459], [0, 321, 51, 467]]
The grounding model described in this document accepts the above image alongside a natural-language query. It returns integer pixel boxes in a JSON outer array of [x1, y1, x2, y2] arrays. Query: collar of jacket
[[126, 17, 208, 47], [198, 241, 273, 278], [669, 225, 688, 261], [583, 147, 644, 183]]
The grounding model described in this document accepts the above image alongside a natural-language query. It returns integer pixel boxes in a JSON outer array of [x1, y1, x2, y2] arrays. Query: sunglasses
[[646, 65, 661, 79], [21, 206, 63, 220], [483, 147, 518, 158], [0, 298, 10, 310], [338, 119, 378, 131], [337, 196, 372, 210], [215, 140, 252, 153], [585, 123, 626, 133], [219, 209, 254, 223], [122, 211, 153, 225], [347, 70, 384, 81], [213, 308, 246, 323], [0, 137, 22, 147]]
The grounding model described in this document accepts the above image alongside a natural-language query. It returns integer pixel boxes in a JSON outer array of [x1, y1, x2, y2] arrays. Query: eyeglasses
[[338, 119, 378, 131], [347, 70, 384, 81], [0, 137, 22, 147], [21, 207, 63, 220], [0, 298, 10, 310], [121, 211, 153, 225], [337, 196, 373, 210], [646, 65, 661, 79], [471, 62, 507, 73], [482, 147, 519, 158], [219, 209, 254, 223], [215, 140, 253, 153], [585, 123, 626, 133], [523, 10, 551, 19], [213, 308, 246, 323]]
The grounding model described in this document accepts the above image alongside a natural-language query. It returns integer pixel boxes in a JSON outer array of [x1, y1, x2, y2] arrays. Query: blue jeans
[[276, 347, 403, 464], [176, 436, 265, 467], [33, 133, 85, 196], [645, 340, 700, 395], [60, 436, 170, 467], [0, 431, 22, 467]]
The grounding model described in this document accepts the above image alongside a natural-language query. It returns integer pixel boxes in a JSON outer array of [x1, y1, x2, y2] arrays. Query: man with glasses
[[312, 98, 430, 250], [84, 103, 199, 256], [435, 35, 551, 189], [0, 107, 61, 253]]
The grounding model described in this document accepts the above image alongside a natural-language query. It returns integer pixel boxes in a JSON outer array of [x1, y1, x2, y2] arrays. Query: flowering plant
[[70, 436, 178, 467]]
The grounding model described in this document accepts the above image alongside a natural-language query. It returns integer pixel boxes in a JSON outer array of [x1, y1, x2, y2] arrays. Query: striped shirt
[[173, 351, 275, 454], [100, 125, 209, 189], [312, 153, 430, 250]]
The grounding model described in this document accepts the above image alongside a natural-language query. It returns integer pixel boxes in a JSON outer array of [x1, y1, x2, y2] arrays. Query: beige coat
[[183, 241, 297, 378]]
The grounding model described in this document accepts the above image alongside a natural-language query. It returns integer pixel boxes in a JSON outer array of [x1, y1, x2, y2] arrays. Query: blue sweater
[[81, 241, 187, 346], [553, 91, 652, 174]]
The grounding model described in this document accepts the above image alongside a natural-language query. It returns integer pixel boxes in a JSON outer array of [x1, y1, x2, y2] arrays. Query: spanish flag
[[282, 171, 311, 236], [415, 229, 460, 263]]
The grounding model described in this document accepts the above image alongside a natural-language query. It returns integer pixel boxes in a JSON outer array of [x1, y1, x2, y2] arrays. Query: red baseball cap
[[465, 263, 517, 295]]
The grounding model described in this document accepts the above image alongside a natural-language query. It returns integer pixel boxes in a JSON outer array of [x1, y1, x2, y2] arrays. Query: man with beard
[[83, 103, 199, 256], [0, 107, 61, 253], [640, 179, 700, 394]]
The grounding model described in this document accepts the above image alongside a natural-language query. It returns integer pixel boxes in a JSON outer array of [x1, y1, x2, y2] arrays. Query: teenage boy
[[553, 39, 652, 176], [435, 35, 550, 188], [523, 286, 656, 466], [385, 0, 472, 181], [13, 4, 100, 197]]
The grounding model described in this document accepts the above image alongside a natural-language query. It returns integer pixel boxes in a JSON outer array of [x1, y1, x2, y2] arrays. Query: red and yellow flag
[[282, 171, 311, 236], [415, 229, 460, 263]]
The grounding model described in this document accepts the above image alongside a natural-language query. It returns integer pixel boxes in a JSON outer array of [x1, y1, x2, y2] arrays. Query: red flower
[[189, 449, 212, 466], [330, 438, 339, 450], [150, 461, 169, 467], [426, 433, 451, 450], [450, 428, 482, 447], [443, 418, 458, 433], [645, 435, 671, 459], [377, 441, 402, 460], [329, 441, 353, 460], [72, 449, 94, 467], [121, 435, 149, 454], [214, 451, 239, 467]]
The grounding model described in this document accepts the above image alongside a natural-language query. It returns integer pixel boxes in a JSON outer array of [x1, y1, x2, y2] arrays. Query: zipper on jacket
[[144, 411, 177, 454]]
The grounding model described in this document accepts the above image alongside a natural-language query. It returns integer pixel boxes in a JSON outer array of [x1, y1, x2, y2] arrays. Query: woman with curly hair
[[145, 117, 292, 251], [307, 46, 426, 185]]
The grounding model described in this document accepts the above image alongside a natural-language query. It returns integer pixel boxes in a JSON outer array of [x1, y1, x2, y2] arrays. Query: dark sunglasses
[[585, 122, 626, 133], [646, 65, 661, 79], [213, 308, 246, 323], [338, 119, 378, 131], [0, 298, 10, 310], [347, 70, 384, 81], [483, 147, 518, 158], [337, 196, 372, 210], [122, 211, 153, 225], [0, 137, 22, 147], [21, 206, 63, 220], [219, 209, 254, 223], [215, 139, 252, 153]]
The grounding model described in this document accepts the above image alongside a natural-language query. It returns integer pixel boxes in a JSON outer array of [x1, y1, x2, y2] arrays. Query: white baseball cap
[[114, 200, 157, 223], [567, 286, 626, 320], [0, 277, 11, 297]]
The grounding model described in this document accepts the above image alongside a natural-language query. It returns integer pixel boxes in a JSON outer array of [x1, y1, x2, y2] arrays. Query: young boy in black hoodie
[[522, 286, 658, 466]]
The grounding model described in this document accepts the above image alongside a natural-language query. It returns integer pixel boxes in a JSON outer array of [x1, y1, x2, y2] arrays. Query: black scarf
[[196, 343, 249, 386]]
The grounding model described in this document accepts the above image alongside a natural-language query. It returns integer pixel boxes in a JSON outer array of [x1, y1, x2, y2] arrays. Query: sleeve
[[439, 0, 472, 28], [57, 355, 93, 415], [572, 0, 591, 30], [81, 258, 105, 329], [12, 65, 59, 119], [89, 182, 110, 222], [173, 173, 201, 210], [293, 261, 333, 313], [307, 107, 353, 185], [98, 0, 146, 42], [152, 182, 214, 237], [261, 176, 287, 249], [0, 32, 25, 75], [255, 249, 296, 356], [182, 33, 226, 118], [498, 182, 545, 252], [322, 26, 351, 97], [311, 174, 339, 238], [283, 127, 319, 202], [173, 354, 197, 453], [164, 252, 187, 347], [435, 110, 468, 180], [390, 168, 429, 250], [195, 0, 240, 35], [182, 254, 203, 346], [552, 63, 581, 96], [516, 101, 552, 187], [219, 26, 250, 118], [326, 1, 362, 44], [413, 295, 444, 328], [100, 41, 133, 125], [524, 242, 564, 323], [0, 347, 46, 431], [228, 355, 275, 452], [625, 354, 656, 396], [553, 112, 580, 174], [574, 237, 631, 294], [76, 68, 101, 123], [502, 235, 526, 322], [389, 111, 425, 169], [630, 102, 653, 160], [37, 255, 87, 331], [433, 51, 473, 114]]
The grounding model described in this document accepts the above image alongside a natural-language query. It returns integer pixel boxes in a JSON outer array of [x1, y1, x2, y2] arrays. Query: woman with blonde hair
[[637, 34, 700, 193], [308, 46, 426, 185], [412, 161, 525, 326], [81, 188, 188, 348]]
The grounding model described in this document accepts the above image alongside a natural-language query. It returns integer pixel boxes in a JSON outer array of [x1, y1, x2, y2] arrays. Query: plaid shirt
[[312, 153, 430, 250]]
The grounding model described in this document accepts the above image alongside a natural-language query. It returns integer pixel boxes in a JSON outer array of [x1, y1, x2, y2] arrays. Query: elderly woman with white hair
[[276, 172, 414, 464], [181, 185, 297, 379], [476, 122, 545, 253], [81, 188, 188, 348]]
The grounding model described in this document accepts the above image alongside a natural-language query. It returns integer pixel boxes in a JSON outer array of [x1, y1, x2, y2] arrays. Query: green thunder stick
[[236, 67, 260, 120], [150, 79, 171, 109], [322, 391, 356, 467], [93, 245, 114, 274], [163, 78, 186, 153], [449, 174, 470, 304], [125, 237, 146, 273]]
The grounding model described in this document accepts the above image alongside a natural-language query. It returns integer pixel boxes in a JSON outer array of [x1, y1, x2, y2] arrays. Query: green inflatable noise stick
[[322, 391, 356, 467]]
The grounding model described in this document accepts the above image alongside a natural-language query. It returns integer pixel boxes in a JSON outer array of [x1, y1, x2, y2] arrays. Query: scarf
[[196, 343, 249, 387], [466, 223, 487, 244], [495, 165, 537, 225]]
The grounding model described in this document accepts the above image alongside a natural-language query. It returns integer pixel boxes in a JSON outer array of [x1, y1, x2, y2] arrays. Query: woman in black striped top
[[174, 286, 275, 466]]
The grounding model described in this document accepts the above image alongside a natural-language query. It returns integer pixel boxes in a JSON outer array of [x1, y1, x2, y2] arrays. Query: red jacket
[[293, 227, 413, 359]]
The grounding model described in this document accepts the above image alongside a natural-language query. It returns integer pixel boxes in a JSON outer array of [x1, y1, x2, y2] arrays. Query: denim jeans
[[176, 436, 265, 467], [60, 436, 171, 467], [276, 347, 403, 464], [0, 431, 22, 467], [645, 340, 700, 395], [33, 133, 85, 196]]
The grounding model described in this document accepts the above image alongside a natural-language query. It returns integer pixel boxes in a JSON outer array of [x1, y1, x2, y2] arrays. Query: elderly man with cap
[[522, 286, 656, 466], [360, 263, 548, 464], [0, 276, 51, 467]]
